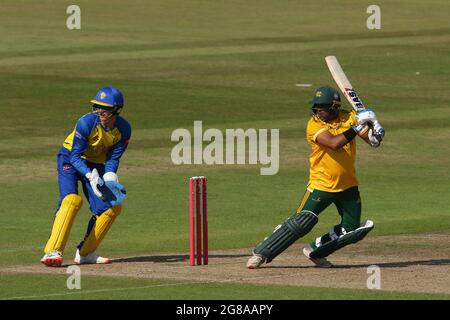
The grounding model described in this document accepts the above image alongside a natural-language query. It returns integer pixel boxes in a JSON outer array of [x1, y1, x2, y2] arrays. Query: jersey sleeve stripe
[[312, 128, 328, 142]]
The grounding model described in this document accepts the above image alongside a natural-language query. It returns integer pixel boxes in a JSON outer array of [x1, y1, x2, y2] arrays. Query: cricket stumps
[[189, 176, 208, 266]]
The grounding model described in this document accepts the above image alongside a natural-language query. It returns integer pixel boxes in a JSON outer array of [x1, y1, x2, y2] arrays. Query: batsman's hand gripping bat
[[325, 56, 384, 139]]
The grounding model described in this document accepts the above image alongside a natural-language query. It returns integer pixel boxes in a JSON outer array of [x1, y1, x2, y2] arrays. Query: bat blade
[[325, 56, 365, 112]]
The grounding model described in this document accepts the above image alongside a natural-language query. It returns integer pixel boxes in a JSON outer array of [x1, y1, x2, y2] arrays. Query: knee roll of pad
[[286, 210, 318, 237], [254, 210, 318, 262]]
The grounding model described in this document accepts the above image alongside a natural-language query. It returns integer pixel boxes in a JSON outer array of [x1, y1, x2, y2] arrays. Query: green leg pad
[[310, 220, 374, 259], [254, 210, 318, 263]]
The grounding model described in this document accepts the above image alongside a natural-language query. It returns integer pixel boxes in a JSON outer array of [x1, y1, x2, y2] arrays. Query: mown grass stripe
[[0, 34, 449, 67]]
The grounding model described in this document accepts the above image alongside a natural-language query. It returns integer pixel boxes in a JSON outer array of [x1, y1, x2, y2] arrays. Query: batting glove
[[372, 120, 385, 139], [356, 109, 377, 126], [368, 127, 383, 148]]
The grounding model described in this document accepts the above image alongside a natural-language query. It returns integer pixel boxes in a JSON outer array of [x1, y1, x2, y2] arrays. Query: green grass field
[[1, 0, 450, 300], [2, 273, 449, 300]]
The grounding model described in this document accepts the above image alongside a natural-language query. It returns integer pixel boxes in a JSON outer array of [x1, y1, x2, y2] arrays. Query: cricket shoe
[[246, 253, 266, 269], [40, 250, 63, 267], [303, 244, 333, 268], [74, 249, 112, 265]]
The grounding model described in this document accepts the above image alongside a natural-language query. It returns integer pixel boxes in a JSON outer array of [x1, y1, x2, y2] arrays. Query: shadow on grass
[[264, 258, 450, 269], [334, 259, 450, 269], [112, 253, 250, 264]]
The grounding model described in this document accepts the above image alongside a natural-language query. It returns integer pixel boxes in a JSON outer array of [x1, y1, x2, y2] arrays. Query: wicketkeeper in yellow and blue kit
[[41, 87, 131, 267], [247, 86, 384, 268]]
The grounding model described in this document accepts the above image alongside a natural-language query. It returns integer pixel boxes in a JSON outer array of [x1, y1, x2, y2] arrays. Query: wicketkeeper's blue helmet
[[90, 86, 124, 115]]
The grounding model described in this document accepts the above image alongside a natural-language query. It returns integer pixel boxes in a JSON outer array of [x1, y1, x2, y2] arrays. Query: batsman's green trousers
[[297, 186, 361, 230]]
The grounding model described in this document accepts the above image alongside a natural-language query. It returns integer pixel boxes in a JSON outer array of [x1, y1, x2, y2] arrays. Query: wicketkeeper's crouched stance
[[41, 87, 131, 267], [247, 86, 384, 269]]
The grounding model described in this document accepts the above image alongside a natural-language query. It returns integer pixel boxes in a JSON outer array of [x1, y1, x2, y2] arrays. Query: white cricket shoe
[[246, 253, 266, 269], [74, 249, 112, 265], [40, 250, 63, 267], [303, 244, 333, 268]]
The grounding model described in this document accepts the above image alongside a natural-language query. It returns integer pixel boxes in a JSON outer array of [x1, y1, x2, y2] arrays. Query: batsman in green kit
[[247, 86, 385, 268]]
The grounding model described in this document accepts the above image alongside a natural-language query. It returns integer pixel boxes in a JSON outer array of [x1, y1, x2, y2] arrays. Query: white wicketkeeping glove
[[103, 172, 119, 182], [356, 109, 377, 126], [85, 168, 104, 199]]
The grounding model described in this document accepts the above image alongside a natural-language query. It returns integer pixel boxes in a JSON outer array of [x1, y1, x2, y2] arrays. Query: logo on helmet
[[316, 91, 322, 97], [100, 92, 106, 99]]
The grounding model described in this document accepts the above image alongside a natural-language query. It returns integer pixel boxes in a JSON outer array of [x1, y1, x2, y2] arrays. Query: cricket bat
[[325, 55, 383, 133], [325, 55, 366, 112]]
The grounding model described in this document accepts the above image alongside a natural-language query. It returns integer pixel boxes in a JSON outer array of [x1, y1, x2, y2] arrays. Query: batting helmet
[[310, 86, 341, 107], [310, 86, 341, 120]]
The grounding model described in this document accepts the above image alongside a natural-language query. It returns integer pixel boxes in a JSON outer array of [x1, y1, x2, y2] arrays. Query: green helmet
[[310, 86, 341, 121], [310, 86, 341, 106]]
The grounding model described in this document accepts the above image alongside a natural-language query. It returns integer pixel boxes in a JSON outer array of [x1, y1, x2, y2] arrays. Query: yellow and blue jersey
[[62, 112, 131, 176]]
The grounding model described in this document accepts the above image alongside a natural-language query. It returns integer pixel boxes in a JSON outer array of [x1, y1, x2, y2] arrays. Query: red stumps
[[189, 176, 208, 266]]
